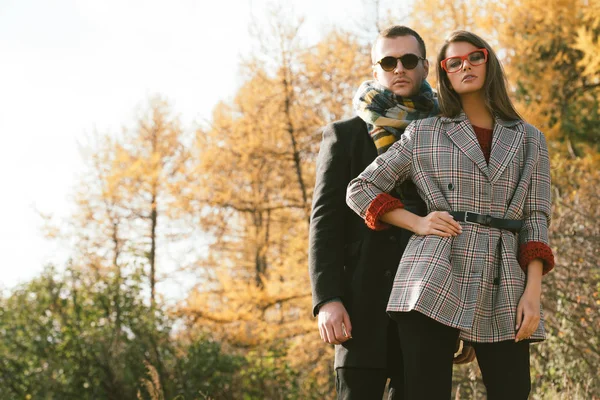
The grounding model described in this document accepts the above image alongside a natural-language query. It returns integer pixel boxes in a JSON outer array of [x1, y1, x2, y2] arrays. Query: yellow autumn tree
[[183, 74, 330, 396], [179, 6, 373, 395], [501, 0, 600, 156], [300, 29, 372, 124], [63, 96, 190, 308], [110, 96, 191, 307], [179, 12, 322, 396]]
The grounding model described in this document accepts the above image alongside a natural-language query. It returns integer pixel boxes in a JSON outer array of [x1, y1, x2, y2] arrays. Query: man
[[308, 26, 472, 399]]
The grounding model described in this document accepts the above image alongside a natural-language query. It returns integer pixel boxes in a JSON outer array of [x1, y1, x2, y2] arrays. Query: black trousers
[[335, 321, 404, 399], [390, 311, 531, 400]]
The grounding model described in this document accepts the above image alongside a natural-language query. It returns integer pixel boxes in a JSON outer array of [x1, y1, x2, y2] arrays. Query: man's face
[[372, 35, 429, 97]]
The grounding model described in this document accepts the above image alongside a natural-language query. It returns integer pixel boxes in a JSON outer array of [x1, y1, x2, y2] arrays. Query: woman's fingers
[[430, 220, 461, 236], [439, 212, 463, 230], [515, 303, 524, 330], [516, 318, 538, 341], [431, 228, 453, 237], [515, 304, 540, 341], [434, 221, 461, 235], [427, 212, 462, 236], [431, 224, 457, 236], [515, 315, 532, 341], [524, 315, 540, 338]]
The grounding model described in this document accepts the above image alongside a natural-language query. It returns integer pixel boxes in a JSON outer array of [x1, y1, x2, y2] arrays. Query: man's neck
[[461, 92, 493, 129]]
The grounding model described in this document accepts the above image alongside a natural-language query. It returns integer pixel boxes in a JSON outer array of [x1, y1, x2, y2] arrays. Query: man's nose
[[394, 60, 405, 73]]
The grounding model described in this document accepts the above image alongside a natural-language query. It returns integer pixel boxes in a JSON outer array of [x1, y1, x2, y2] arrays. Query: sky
[[0, 0, 408, 295]]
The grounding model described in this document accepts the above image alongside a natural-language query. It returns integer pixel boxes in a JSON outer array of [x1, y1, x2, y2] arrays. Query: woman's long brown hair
[[436, 30, 522, 121]]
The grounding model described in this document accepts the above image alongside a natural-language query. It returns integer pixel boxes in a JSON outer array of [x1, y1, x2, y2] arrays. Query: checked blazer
[[346, 113, 552, 343]]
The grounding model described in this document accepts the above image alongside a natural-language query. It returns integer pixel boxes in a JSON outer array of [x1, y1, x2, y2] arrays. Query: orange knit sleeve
[[365, 193, 404, 231], [518, 241, 555, 275]]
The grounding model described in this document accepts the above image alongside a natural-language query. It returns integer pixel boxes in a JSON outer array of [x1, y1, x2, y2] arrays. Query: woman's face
[[442, 41, 487, 96]]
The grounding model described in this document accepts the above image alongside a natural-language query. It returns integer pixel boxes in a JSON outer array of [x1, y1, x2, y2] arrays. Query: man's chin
[[389, 81, 416, 96], [392, 88, 415, 97]]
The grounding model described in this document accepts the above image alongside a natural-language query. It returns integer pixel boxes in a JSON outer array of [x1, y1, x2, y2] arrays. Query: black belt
[[450, 211, 522, 233]]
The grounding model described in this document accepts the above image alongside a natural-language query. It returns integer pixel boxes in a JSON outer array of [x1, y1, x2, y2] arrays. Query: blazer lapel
[[443, 114, 490, 179], [488, 118, 524, 184]]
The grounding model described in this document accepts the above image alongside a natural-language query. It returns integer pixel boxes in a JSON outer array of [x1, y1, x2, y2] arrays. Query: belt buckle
[[463, 211, 476, 224]]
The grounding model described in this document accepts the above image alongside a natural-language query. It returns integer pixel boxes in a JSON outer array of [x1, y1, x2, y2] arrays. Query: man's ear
[[422, 59, 430, 79], [372, 66, 378, 81]]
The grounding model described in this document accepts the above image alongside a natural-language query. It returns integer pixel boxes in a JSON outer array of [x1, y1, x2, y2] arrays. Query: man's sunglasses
[[440, 48, 488, 73], [374, 53, 426, 72]]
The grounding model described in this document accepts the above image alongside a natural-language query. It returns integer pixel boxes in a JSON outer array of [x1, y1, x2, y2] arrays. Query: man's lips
[[393, 79, 411, 85]]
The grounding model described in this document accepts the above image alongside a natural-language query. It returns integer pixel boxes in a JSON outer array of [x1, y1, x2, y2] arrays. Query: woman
[[346, 30, 554, 399]]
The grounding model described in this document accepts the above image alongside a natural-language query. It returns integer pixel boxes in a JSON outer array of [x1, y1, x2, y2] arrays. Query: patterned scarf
[[353, 80, 439, 154]]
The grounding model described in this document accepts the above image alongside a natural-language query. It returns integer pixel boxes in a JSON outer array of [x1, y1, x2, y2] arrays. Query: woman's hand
[[515, 259, 543, 342], [380, 209, 462, 237], [414, 211, 462, 237], [515, 285, 541, 342]]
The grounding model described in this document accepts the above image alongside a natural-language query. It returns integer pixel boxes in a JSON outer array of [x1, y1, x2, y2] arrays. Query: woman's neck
[[460, 92, 493, 129]]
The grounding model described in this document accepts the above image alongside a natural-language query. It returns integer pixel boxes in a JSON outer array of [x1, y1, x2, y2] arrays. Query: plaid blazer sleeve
[[518, 128, 554, 274], [346, 121, 415, 222]]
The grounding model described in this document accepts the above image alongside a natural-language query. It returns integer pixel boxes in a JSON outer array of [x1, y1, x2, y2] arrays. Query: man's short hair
[[371, 25, 427, 63]]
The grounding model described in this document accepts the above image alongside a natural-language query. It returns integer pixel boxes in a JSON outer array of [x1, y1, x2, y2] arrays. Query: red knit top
[[473, 125, 493, 163]]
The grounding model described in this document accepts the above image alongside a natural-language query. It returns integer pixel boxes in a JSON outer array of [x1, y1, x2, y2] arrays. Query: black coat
[[308, 116, 426, 368]]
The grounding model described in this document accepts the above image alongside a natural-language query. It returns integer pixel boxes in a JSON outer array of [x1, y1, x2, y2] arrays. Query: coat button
[[384, 270, 393, 278], [448, 183, 454, 190], [389, 235, 397, 242]]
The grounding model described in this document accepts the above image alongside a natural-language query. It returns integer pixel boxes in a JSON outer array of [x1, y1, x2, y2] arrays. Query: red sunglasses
[[440, 48, 488, 73]]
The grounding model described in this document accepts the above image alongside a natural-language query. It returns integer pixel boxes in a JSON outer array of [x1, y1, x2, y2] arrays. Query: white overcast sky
[[0, 0, 411, 293]]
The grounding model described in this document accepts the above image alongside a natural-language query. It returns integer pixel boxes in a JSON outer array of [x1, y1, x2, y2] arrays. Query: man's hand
[[453, 341, 476, 364], [414, 211, 462, 237], [318, 301, 353, 345]]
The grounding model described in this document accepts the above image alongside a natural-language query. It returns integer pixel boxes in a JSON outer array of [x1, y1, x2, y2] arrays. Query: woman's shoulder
[[408, 116, 444, 131], [516, 120, 548, 144], [517, 120, 541, 133], [402, 117, 445, 145], [501, 120, 549, 156]]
